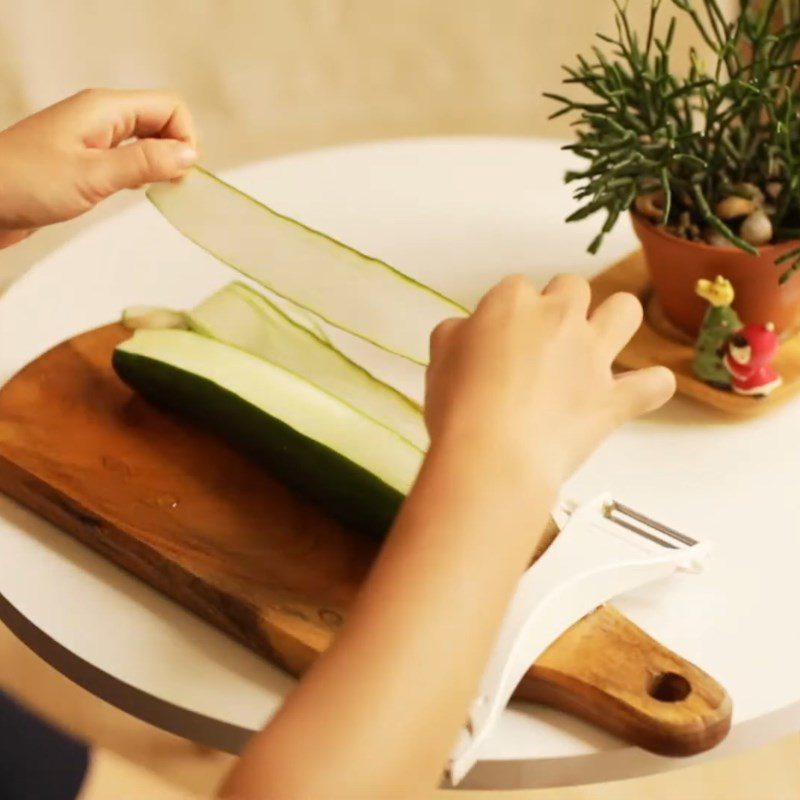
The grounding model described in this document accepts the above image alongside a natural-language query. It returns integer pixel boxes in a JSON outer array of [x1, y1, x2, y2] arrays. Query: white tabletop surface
[[1, 137, 799, 791]]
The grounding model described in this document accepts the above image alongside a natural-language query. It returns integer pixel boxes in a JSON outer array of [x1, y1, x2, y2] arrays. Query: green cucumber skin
[[112, 349, 403, 538]]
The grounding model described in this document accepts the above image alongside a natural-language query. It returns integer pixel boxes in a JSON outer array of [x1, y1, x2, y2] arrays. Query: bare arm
[[220, 275, 675, 799], [221, 434, 554, 799]]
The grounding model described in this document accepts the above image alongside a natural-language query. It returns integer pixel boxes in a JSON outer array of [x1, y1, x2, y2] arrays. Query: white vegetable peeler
[[447, 493, 711, 785]]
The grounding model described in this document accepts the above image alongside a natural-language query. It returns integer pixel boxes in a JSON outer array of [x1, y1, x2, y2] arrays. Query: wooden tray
[[0, 324, 732, 756], [591, 252, 800, 416]]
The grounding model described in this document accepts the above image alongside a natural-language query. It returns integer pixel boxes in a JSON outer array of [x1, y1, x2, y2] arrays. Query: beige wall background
[[0, 0, 724, 287], [0, 0, 722, 163]]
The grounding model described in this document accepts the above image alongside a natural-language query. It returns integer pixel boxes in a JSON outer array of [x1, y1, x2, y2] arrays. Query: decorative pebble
[[732, 182, 765, 204], [740, 209, 773, 246], [634, 191, 666, 221], [704, 228, 735, 248], [715, 195, 756, 220]]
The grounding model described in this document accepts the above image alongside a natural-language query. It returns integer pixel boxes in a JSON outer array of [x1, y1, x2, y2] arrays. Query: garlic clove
[[122, 306, 189, 330]]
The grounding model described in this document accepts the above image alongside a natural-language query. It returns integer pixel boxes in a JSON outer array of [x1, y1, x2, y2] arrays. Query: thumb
[[98, 138, 198, 192], [613, 366, 676, 423], [429, 318, 464, 366]]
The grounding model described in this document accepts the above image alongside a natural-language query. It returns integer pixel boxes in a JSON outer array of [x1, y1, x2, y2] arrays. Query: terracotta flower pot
[[631, 211, 800, 337]]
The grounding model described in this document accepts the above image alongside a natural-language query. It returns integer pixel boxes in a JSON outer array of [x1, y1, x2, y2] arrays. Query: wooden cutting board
[[0, 323, 732, 756]]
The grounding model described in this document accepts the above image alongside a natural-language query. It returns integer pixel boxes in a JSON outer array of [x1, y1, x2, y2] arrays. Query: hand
[[0, 88, 198, 247], [425, 274, 675, 492]]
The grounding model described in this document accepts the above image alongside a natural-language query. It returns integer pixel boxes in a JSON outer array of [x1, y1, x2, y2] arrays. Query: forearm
[[0, 141, 31, 249], [220, 436, 554, 800]]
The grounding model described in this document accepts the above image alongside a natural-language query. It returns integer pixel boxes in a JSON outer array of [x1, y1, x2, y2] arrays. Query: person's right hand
[[424, 274, 675, 494]]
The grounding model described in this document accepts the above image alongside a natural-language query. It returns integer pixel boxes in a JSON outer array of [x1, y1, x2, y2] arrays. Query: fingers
[[74, 88, 198, 149], [613, 366, 676, 423], [475, 273, 538, 315], [93, 138, 198, 193], [117, 89, 196, 146], [542, 273, 591, 318], [590, 292, 643, 359], [426, 317, 464, 408]]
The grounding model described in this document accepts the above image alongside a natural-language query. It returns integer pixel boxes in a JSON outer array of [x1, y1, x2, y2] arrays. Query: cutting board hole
[[649, 671, 691, 703]]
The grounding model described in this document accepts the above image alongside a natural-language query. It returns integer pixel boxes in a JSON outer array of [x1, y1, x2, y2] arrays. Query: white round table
[[1, 137, 798, 791]]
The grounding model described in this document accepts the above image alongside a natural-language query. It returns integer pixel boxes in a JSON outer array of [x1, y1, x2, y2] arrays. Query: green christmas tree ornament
[[693, 276, 741, 389]]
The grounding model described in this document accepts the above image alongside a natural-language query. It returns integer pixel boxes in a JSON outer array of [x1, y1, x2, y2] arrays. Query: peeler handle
[[447, 495, 710, 785]]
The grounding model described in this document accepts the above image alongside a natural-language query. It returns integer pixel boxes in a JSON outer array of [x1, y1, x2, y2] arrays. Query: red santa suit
[[723, 323, 782, 396]]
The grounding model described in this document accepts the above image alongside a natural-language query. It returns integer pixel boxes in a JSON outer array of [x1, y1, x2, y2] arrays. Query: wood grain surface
[[0, 321, 731, 756], [592, 251, 800, 416]]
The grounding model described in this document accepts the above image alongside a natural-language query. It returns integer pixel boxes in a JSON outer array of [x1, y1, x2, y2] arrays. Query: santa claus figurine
[[723, 322, 782, 397]]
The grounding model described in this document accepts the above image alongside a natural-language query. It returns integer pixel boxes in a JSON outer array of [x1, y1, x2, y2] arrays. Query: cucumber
[[188, 282, 429, 451], [113, 330, 423, 537], [146, 166, 467, 364]]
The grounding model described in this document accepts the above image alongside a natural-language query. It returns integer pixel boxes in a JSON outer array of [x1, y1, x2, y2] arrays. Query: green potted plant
[[547, 0, 800, 337]]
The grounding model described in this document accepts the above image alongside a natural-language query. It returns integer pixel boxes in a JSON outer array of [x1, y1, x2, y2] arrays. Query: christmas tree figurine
[[693, 276, 741, 388]]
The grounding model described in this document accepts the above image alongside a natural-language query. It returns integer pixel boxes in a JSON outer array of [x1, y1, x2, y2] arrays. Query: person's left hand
[[0, 88, 198, 248]]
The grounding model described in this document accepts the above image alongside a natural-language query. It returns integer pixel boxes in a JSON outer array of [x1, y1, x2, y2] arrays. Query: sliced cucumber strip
[[146, 166, 467, 364], [188, 282, 428, 451], [113, 330, 422, 537], [256, 288, 332, 345]]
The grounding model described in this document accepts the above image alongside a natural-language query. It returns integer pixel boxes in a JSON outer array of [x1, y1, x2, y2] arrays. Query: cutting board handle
[[517, 603, 731, 756]]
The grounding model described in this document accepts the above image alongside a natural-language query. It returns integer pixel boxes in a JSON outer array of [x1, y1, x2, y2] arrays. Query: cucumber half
[[146, 166, 467, 364], [188, 282, 429, 451], [113, 330, 423, 537]]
